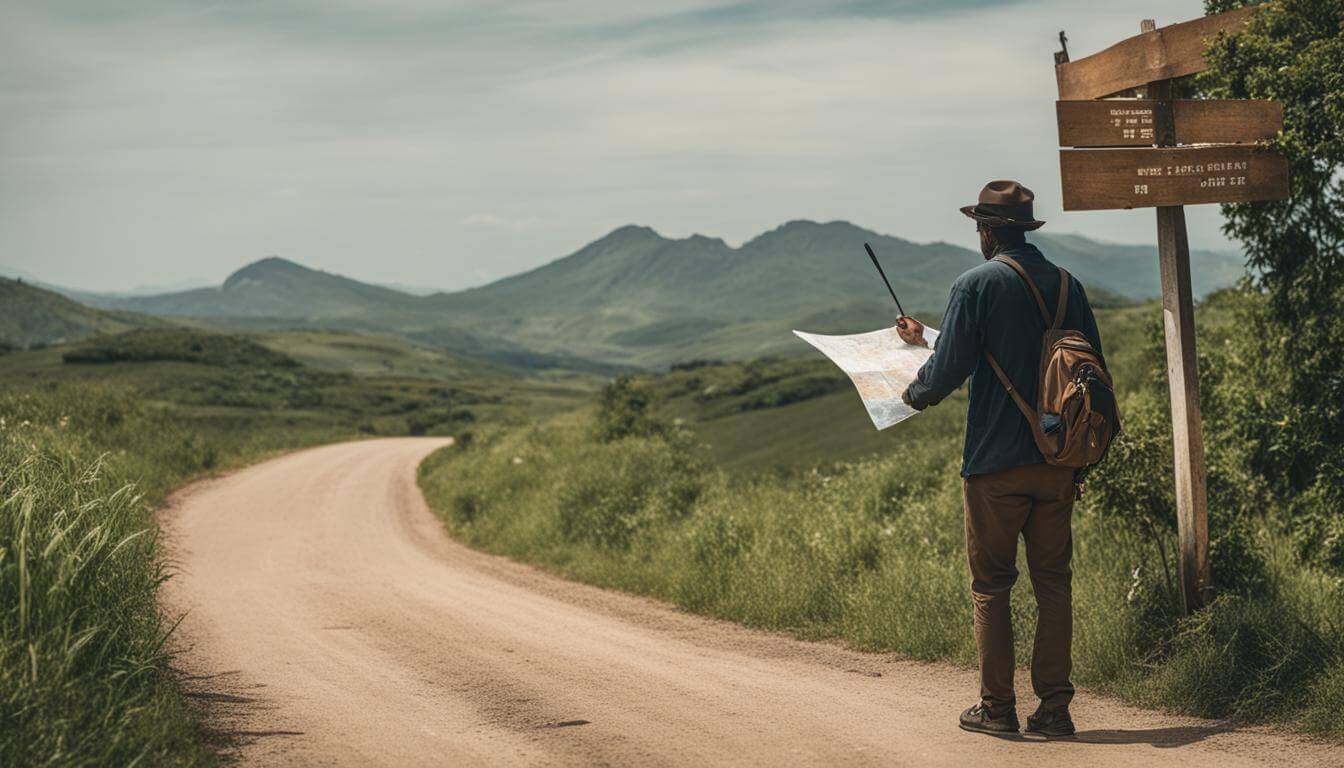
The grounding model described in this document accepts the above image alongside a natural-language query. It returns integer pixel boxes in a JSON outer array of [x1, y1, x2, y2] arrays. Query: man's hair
[[989, 226, 1027, 246]]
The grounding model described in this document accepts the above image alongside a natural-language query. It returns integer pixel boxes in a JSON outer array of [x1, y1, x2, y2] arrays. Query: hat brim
[[960, 205, 1045, 231]]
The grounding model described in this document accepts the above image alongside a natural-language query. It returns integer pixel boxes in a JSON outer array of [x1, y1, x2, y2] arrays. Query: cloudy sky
[[2, 0, 1229, 293]]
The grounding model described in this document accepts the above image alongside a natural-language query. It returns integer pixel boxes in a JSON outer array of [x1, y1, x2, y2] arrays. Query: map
[[793, 324, 940, 430]]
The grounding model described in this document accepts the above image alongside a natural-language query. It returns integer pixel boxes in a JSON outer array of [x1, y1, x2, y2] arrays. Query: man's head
[[976, 222, 1027, 260], [960, 180, 1044, 259]]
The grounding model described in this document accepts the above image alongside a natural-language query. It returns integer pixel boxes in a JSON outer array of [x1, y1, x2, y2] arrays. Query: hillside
[[425, 221, 1242, 365], [44, 222, 1244, 369], [0, 278, 166, 351], [80, 256, 424, 318]]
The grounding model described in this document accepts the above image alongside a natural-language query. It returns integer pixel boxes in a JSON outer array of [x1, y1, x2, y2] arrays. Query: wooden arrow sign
[[1057, 99, 1283, 147], [1059, 145, 1288, 211], [1055, 6, 1257, 100]]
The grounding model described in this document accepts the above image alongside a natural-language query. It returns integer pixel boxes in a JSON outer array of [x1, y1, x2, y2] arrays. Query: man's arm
[[901, 286, 979, 410]]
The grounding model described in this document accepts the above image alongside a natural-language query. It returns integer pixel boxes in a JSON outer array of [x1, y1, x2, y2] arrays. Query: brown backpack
[[984, 254, 1119, 471]]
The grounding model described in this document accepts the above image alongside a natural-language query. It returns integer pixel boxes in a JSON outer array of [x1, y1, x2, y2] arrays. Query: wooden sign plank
[[1055, 6, 1257, 100], [1175, 99, 1283, 144], [1060, 145, 1288, 211], [1057, 99, 1283, 147]]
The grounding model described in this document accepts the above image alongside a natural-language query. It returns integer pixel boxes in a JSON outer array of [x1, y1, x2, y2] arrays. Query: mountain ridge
[[41, 221, 1245, 368]]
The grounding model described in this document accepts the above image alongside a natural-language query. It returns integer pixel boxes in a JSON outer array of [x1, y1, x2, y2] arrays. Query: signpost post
[[1053, 8, 1289, 615]]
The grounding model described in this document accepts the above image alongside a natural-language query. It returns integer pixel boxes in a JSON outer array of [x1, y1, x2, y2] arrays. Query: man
[[896, 180, 1102, 738]]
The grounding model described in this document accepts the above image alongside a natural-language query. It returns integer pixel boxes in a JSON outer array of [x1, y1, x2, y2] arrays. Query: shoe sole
[[959, 722, 1020, 736], [1025, 726, 1075, 738]]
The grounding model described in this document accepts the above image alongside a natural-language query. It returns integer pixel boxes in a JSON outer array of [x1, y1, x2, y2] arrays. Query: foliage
[[1200, 0, 1344, 570], [0, 386, 233, 766], [594, 375, 667, 442], [62, 329, 298, 368]]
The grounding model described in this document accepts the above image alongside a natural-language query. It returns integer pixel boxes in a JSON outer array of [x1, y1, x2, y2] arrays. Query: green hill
[[49, 222, 1244, 369], [81, 256, 424, 319], [0, 278, 167, 351], [425, 221, 1241, 366], [1033, 233, 1247, 299]]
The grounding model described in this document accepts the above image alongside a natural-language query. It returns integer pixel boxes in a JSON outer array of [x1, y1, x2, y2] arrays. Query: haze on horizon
[[3, 0, 1230, 294]]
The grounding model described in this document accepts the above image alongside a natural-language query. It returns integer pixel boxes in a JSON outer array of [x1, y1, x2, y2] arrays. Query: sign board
[[1056, 99, 1282, 147], [1059, 145, 1289, 211], [1055, 6, 1256, 100]]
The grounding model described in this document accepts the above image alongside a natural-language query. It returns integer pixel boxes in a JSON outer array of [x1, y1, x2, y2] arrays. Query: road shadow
[[1056, 724, 1232, 747], [171, 666, 306, 755]]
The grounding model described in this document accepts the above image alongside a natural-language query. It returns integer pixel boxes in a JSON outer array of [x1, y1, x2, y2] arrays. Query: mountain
[[0, 278, 168, 351], [38, 223, 1246, 369], [1032, 233, 1246, 299], [80, 256, 425, 319], [425, 221, 1245, 365]]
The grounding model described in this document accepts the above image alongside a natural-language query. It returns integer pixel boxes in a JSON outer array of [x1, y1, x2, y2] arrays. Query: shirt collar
[[998, 242, 1042, 259]]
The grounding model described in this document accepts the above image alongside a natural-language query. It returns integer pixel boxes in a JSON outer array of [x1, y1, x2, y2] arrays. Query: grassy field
[[0, 329, 586, 766], [419, 295, 1344, 741], [628, 302, 1155, 475]]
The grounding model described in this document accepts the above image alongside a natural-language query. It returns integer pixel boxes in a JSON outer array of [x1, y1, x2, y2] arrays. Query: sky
[[1, 0, 1231, 294]]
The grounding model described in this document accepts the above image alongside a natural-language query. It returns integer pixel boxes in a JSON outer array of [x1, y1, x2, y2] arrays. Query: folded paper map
[[793, 325, 940, 430]]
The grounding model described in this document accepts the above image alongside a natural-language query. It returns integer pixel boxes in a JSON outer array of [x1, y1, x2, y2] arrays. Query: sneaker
[[958, 703, 1020, 735], [1025, 705, 1075, 737]]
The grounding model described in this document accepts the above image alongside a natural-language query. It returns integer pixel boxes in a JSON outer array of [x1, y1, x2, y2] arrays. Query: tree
[[1198, 0, 1344, 568]]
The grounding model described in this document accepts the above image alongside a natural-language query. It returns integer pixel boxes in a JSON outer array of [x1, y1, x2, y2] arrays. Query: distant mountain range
[[5, 221, 1246, 367]]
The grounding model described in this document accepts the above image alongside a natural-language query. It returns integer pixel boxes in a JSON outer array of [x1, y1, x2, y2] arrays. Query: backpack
[[984, 254, 1119, 472]]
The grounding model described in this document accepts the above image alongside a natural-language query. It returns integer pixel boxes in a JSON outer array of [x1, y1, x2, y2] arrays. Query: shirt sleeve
[[903, 285, 979, 410]]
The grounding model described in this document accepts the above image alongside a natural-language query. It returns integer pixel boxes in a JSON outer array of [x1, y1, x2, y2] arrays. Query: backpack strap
[[993, 254, 1072, 330], [1052, 267, 1071, 330], [992, 255, 1050, 325], [984, 349, 1038, 423]]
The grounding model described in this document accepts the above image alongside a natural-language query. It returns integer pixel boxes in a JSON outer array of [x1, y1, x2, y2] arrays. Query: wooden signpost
[[1054, 7, 1289, 615], [1056, 99, 1282, 148], [1060, 145, 1288, 210]]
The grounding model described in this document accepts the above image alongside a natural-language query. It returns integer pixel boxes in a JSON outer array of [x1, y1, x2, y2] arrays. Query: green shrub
[[594, 375, 667, 442], [62, 329, 297, 368], [556, 435, 704, 548], [1141, 594, 1335, 722]]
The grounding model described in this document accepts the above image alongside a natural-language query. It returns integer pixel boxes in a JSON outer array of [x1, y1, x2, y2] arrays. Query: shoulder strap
[[993, 254, 1072, 330], [1052, 267, 1071, 329], [992, 254, 1050, 325], [984, 348, 1038, 422]]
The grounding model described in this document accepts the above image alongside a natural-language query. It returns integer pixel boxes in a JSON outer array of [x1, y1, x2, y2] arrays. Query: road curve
[[159, 438, 1338, 767]]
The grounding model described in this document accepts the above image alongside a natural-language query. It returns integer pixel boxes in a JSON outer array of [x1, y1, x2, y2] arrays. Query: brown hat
[[960, 180, 1045, 231]]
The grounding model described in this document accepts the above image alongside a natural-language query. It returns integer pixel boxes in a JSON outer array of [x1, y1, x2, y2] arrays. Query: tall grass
[[0, 381, 362, 766]]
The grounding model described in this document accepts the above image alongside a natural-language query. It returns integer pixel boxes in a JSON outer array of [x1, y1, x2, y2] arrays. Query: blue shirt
[[903, 242, 1104, 477]]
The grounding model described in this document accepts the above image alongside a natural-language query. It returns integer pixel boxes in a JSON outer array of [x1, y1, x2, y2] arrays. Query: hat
[[960, 180, 1045, 231]]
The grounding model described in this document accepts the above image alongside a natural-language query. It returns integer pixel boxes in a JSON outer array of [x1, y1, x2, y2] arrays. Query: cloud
[[1, 0, 1227, 293]]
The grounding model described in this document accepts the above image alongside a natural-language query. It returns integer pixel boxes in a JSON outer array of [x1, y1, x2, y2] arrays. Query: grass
[[0, 328, 586, 766], [418, 296, 1344, 742]]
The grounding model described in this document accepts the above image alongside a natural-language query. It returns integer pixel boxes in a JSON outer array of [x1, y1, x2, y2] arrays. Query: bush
[[1142, 594, 1335, 722], [62, 329, 297, 368], [594, 375, 668, 442]]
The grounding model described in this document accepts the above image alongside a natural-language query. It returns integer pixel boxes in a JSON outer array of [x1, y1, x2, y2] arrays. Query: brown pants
[[963, 462, 1075, 712]]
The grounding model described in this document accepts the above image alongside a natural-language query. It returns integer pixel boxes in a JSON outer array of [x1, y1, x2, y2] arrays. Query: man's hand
[[896, 316, 928, 348]]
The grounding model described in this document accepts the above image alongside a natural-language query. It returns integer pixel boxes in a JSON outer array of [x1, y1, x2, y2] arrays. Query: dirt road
[[160, 438, 1338, 766]]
